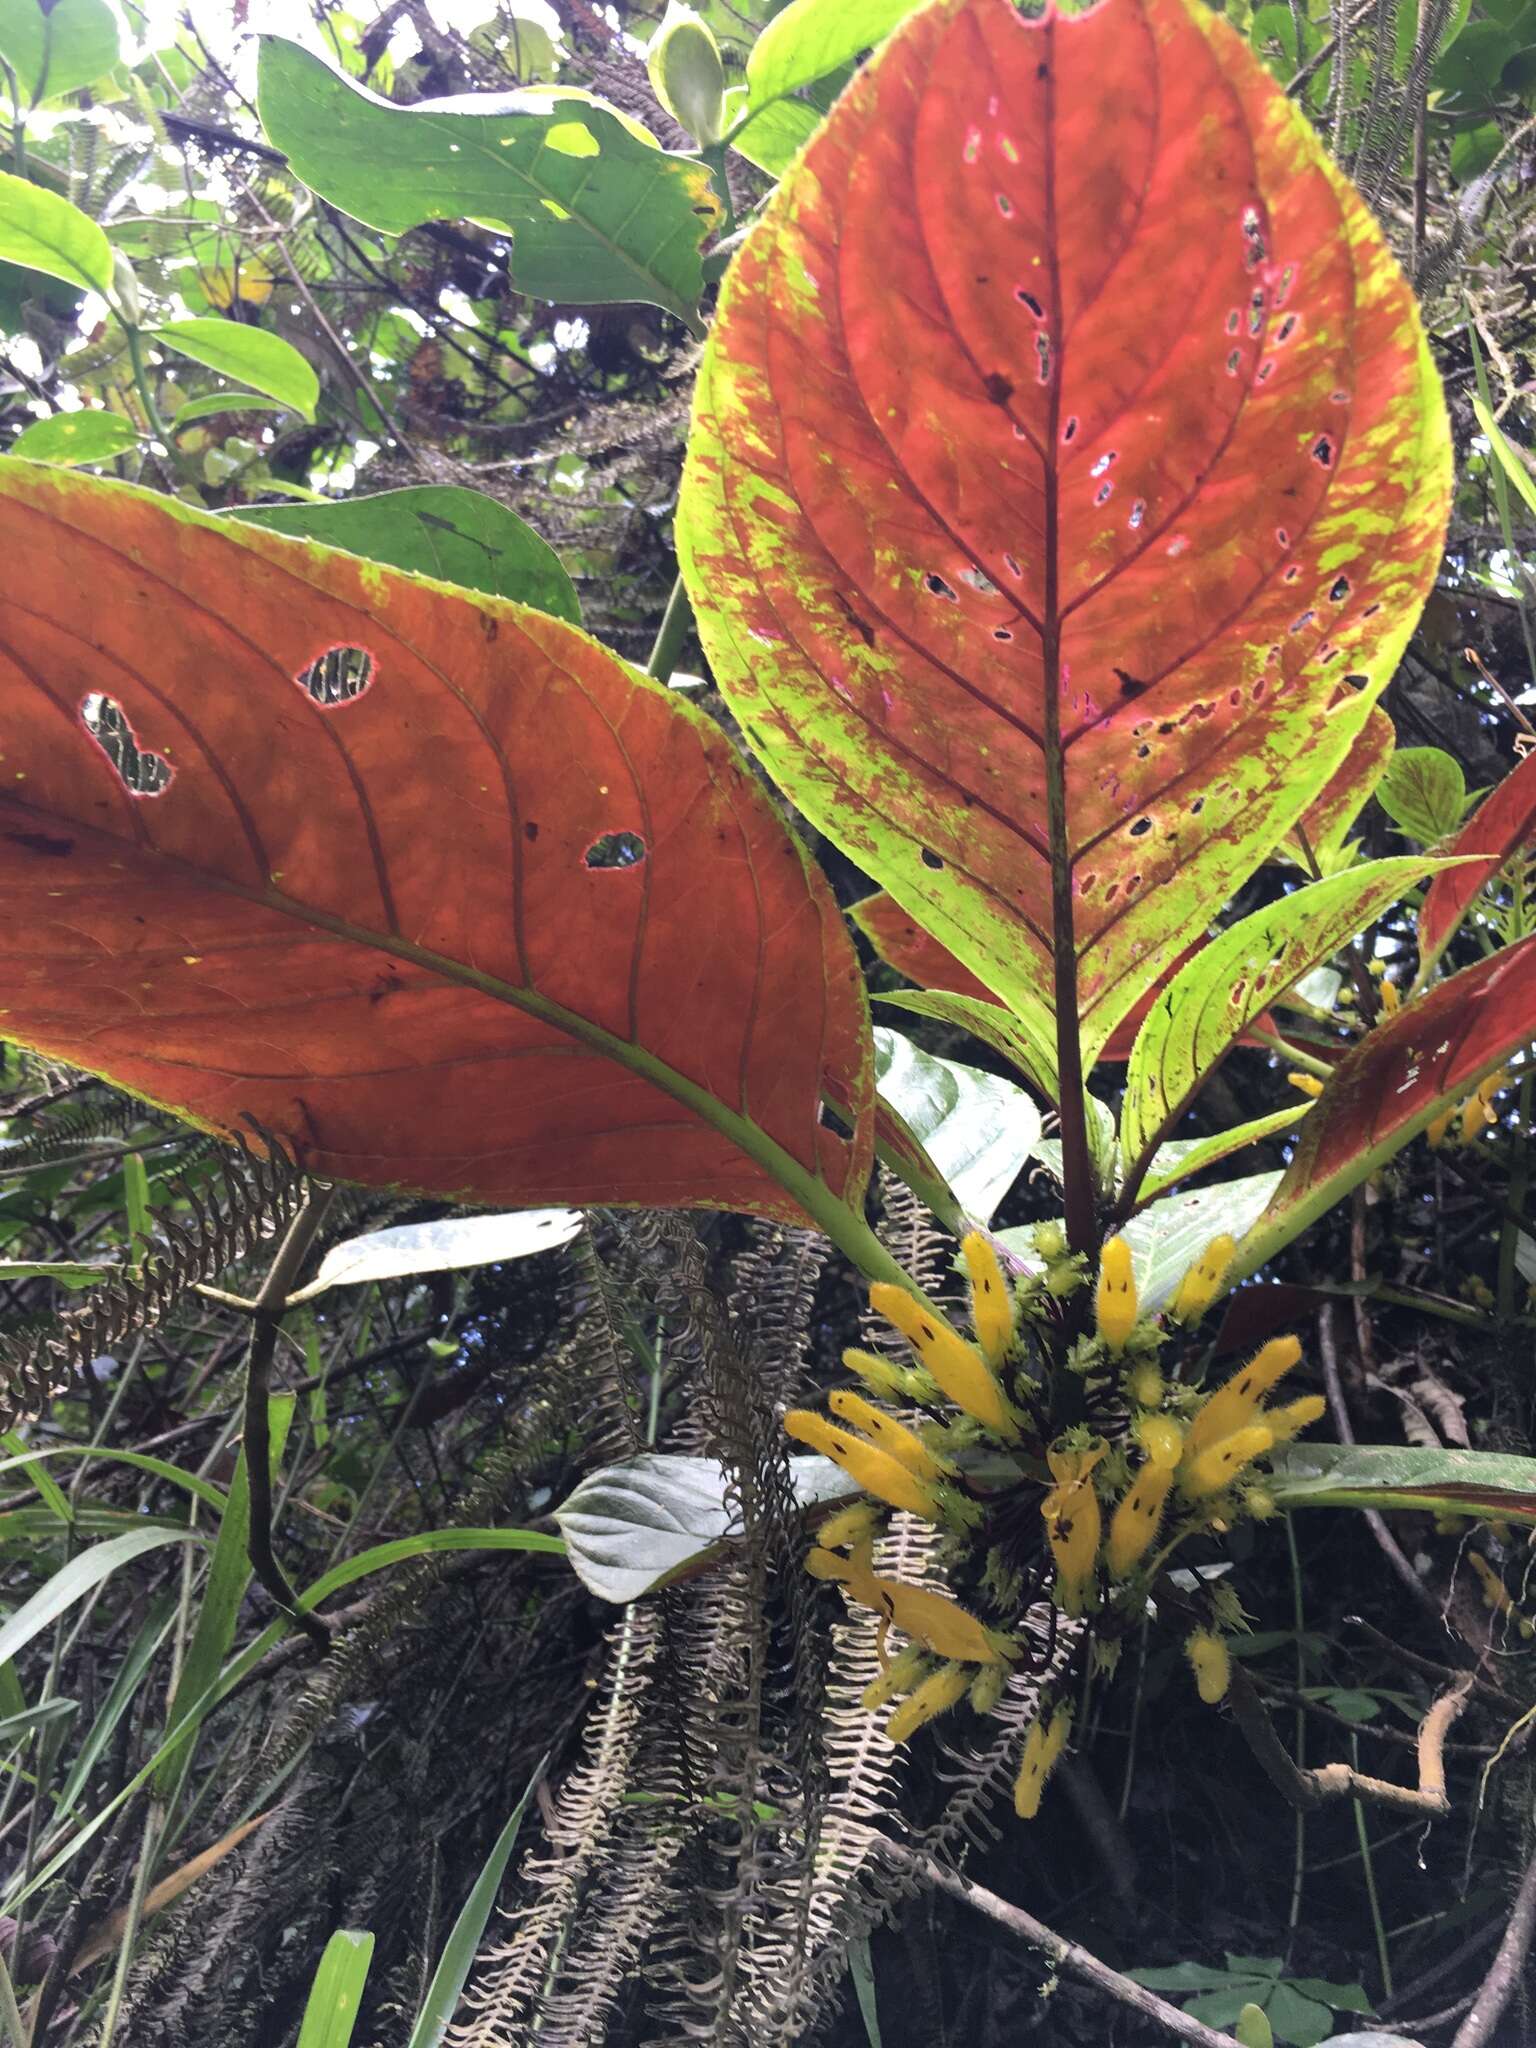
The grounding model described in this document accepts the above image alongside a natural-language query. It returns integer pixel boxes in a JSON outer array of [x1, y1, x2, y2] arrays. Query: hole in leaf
[[1129, 499, 1145, 529], [1189, 797, 1205, 815], [1129, 816, 1152, 838], [1225, 309, 1240, 335], [1035, 334, 1051, 384], [1062, 416, 1078, 443], [993, 627, 1013, 641], [1329, 576, 1350, 603], [1095, 481, 1113, 505], [297, 645, 374, 706], [80, 694, 171, 797], [1003, 552, 1022, 577], [584, 831, 647, 870], [1015, 287, 1043, 317], [961, 566, 1000, 595], [996, 191, 1014, 217], [924, 572, 959, 602], [1226, 349, 1242, 375], [1276, 314, 1298, 343], [1311, 435, 1335, 468], [920, 847, 944, 870]]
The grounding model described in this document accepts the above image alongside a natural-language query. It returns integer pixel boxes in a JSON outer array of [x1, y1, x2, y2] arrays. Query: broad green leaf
[[1236, 2005, 1275, 2048], [1002, 1170, 1281, 1315], [873, 1026, 1041, 1225], [1472, 394, 1536, 522], [746, 0, 917, 104], [155, 1396, 293, 1800], [723, 90, 821, 176], [1138, 1105, 1308, 1205], [556, 1451, 856, 1602], [297, 1930, 375, 2048], [154, 318, 319, 421], [232, 485, 581, 625], [0, 1525, 202, 1671], [0, 171, 113, 293], [680, 0, 1451, 1073], [289, 1208, 583, 1302], [1263, 1982, 1336, 2047], [257, 38, 719, 328], [1237, 937, 1536, 1277], [0, 0, 120, 105], [1129, 1962, 1253, 1992], [406, 1760, 546, 2048], [1268, 1442, 1536, 1524], [171, 393, 289, 429], [877, 988, 1058, 1104], [1120, 860, 1452, 1171], [1285, 1980, 1372, 2014], [1375, 747, 1467, 842], [10, 411, 137, 465], [1183, 1988, 1258, 2030]]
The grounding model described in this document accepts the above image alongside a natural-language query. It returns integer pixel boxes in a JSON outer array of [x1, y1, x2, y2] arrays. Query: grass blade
[[297, 1929, 375, 2048]]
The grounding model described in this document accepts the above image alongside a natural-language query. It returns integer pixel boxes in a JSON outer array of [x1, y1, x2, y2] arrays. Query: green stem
[[1350, 1732, 1394, 2001], [702, 142, 737, 237], [1284, 1514, 1307, 1950], [123, 326, 169, 446], [1248, 1027, 1333, 1080], [646, 572, 693, 684]]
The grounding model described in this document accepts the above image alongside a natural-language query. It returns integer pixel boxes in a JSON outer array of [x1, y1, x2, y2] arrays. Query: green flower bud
[[647, 2, 726, 144]]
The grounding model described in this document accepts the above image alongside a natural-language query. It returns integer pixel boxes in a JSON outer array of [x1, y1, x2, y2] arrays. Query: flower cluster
[[787, 1225, 1327, 1824]]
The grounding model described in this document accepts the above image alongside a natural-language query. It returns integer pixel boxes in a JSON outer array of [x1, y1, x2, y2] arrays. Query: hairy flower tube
[[1468, 1553, 1535, 1638], [1185, 1628, 1231, 1704], [868, 1284, 1021, 1440], [1171, 1233, 1238, 1324], [885, 1660, 971, 1744], [783, 1410, 946, 1525], [1182, 1423, 1276, 1499], [1428, 1068, 1511, 1148], [1287, 1070, 1325, 1099], [1183, 1337, 1302, 1463], [1042, 1441, 1106, 1615], [962, 1230, 1016, 1367], [1135, 1413, 1185, 1471], [1014, 1705, 1072, 1819], [841, 1346, 928, 1403], [1094, 1236, 1137, 1353], [1107, 1459, 1176, 1576], [808, 1536, 1014, 1668], [826, 1388, 953, 1481]]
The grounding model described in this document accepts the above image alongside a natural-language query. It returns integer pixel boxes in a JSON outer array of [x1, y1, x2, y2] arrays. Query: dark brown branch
[[1451, 1842, 1536, 2048]]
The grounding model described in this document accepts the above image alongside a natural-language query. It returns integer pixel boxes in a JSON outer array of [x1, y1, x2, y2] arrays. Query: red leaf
[[1420, 745, 1536, 965], [0, 461, 873, 1220], [1239, 937, 1536, 1271], [1284, 704, 1395, 866], [680, 0, 1450, 1069], [853, 890, 990, 1001]]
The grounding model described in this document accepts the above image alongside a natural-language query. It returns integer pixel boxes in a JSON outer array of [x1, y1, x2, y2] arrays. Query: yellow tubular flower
[[969, 1663, 1008, 1714], [841, 1346, 922, 1401], [1183, 1337, 1302, 1460], [1287, 1071, 1325, 1099], [860, 1644, 930, 1710], [1263, 1393, 1327, 1445], [828, 1389, 952, 1481], [961, 1230, 1015, 1366], [1014, 1707, 1072, 1819], [1095, 1236, 1138, 1353], [1186, 1629, 1231, 1703], [1042, 1444, 1105, 1614], [1378, 976, 1401, 1016], [1171, 1233, 1238, 1324], [1182, 1422, 1276, 1498], [877, 1579, 1013, 1664], [815, 1500, 884, 1553], [1107, 1461, 1176, 1576], [1426, 1104, 1457, 1149], [783, 1411, 944, 1524], [869, 1285, 1020, 1440], [885, 1660, 971, 1744], [1136, 1413, 1185, 1471]]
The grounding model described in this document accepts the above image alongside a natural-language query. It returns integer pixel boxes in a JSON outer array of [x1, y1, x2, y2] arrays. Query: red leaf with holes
[[0, 461, 873, 1219], [1239, 937, 1536, 1273], [679, 0, 1450, 1086], [1420, 746, 1536, 966]]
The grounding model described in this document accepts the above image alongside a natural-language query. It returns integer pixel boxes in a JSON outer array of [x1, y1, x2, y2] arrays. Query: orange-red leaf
[[0, 460, 873, 1220], [1420, 745, 1536, 967], [680, 0, 1450, 1070]]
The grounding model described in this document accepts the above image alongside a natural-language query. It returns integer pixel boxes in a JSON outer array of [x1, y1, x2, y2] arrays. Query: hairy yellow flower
[[961, 1230, 1016, 1367], [1287, 1071, 1325, 1099], [1107, 1460, 1176, 1576], [969, 1662, 1008, 1714], [1426, 1103, 1457, 1149], [841, 1346, 924, 1402], [1014, 1706, 1072, 1819], [1263, 1393, 1327, 1445], [1171, 1233, 1238, 1324], [814, 1500, 884, 1553], [1183, 1337, 1302, 1460], [1378, 976, 1401, 1017], [1185, 1628, 1231, 1703], [783, 1410, 944, 1523], [1094, 1236, 1137, 1352], [827, 1388, 953, 1481], [885, 1660, 971, 1744], [1135, 1413, 1185, 1471], [860, 1644, 929, 1710], [869, 1284, 1020, 1439], [1042, 1442, 1106, 1614], [1182, 1422, 1276, 1498], [810, 1536, 1011, 1667]]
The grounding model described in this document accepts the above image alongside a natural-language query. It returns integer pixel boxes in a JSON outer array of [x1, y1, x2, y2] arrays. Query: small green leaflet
[[257, 38, 719, 329], [745, 0, 918, 105], [11, 412, 137, 465], [1375, 747, 1467, 843], [154, 319, 320, 420], [1473, 394, 1536, 523], [0, 172, 113, 294]]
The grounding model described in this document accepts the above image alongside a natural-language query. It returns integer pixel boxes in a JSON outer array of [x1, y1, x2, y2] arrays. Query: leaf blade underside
[[0, 459, 873, 1222], [679, 0, 1450, 1069]]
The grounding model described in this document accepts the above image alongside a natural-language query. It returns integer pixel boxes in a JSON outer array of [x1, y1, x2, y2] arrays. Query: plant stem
[[1350, 1732, 1394, 2001], [123, 326, 169, 446], [646, 572, 693, 684], [1284, 1514, 1308, 1949], [702, 143, 737, 237]]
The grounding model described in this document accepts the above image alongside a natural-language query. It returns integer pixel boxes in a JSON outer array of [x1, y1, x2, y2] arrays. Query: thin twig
[[1225, 1663, 1472, 1817], [1451, 1840, 1536, 2047]]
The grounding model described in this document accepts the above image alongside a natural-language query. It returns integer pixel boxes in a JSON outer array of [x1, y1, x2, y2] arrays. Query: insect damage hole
[[584, 830, 647, 870], [296, 644, 375, 706], [80, 694, 172, 797]]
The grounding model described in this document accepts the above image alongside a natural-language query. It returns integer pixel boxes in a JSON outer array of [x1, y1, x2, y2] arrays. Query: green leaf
[[10, 411, 137, 465], [0, 1525, 202, 1671], [54, 1594, 175, 1816], [171, 392, 290, 428], [1183, 1988, 1262, 2029], [0, 171, 113, 293], [231, 485, 582, 625], [746, 0, 917, 104], [405, 1760, 546, 2048], [873, 1026, 1041, 1225], [155, 1396, 293, 1800], [0, 0, 120, 105], [256, 38, 718, 328], [154, 318, 319, 420], [1268, 1442, 1536, 1524], [1, 1431, 70, 1524], [724, 90, 821, 176], [1120, 861, 1448, 1172], [0, 1258, 112, 1286], [877, 988, 1059, 1104], [850, 1935, 883, 2048], [1128, 1963, 1253, 1992], [288, 1208, 583, 1301], [1236, 2004, 1275, 2048], [1263, 1982, 1335, 2047], [298, 1930, 375, 2048], [1287, 1979, 1373, 2013], [1138, 1106, 1309, 1206], [556, 1451, 856, 1602], [0, 1443, 228, 1514], [1472, 393, 1536, 524], [1375, 748, 1468, 842]]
